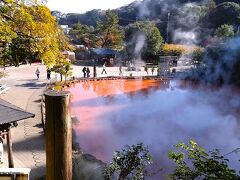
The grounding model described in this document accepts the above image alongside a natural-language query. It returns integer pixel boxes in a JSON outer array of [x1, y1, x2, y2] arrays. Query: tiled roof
[[91, 48, 117, 56], [0, 99, 35, 125]]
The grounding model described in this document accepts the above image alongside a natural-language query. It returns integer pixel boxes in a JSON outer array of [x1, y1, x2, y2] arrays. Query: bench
[[0, 84, 10, 94], [0, 168, 31, 180]]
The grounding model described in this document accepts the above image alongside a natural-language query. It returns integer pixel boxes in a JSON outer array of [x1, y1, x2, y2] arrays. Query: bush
[[168, 140, 239, 179], [105, 141, 239, 179], [215, 24, 234, 41], [161, 44, 203, 57], [104, 143, 152, 180]]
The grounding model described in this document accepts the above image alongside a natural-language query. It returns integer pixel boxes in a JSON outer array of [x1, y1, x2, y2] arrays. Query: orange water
[[68, 79, 240, 173]]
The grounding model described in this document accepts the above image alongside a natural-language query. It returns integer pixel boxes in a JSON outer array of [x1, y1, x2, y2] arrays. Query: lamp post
[[166, 13, 170, 43], [93, 62, 96, 77]]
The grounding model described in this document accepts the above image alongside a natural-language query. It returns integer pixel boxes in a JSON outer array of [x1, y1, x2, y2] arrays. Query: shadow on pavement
[[15, 81, 47, 89], [13, 134, 45, 152], [30, 165, 46, 180]]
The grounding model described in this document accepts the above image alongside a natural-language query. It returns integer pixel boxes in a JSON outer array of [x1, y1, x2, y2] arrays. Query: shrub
[[104, 143, 152, 180], [161, 44, 203, 57], [168, 140, 239, 179]]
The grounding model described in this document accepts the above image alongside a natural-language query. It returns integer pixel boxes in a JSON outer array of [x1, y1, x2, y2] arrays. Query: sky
[[46, 0, 136, 14]]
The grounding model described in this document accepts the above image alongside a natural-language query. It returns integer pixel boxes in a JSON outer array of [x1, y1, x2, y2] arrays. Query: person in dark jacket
[[35, 67, 40, 79], [86, 67, 90, 77], [82, 67, 87, 78]]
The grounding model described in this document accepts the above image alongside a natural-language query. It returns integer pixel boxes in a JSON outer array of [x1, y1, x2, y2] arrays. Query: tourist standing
[[144, 65, 148, 75], [119, 65, 123, 76], [82, 67, 87, 78], [151, 67, 155, 75], [35, 67, 40, 79], [86, 67, 90, 77], [47, 69, 51, 80], [101, 63, 107, 74]]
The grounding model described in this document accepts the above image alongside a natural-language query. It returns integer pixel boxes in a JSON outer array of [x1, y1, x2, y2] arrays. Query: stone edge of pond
[[56, 76, 174, 90]]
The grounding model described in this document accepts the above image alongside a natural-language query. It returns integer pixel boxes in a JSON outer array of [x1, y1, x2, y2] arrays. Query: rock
[[73, 153, 106, 180]]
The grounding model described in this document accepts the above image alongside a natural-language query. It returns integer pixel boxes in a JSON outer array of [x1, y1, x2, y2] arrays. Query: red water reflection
[[69, 79, 170, 159], [68, 79, 240, 175]]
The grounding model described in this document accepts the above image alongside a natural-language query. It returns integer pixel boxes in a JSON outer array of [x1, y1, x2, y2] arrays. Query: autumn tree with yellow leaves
[[0, 0, 73, 68]]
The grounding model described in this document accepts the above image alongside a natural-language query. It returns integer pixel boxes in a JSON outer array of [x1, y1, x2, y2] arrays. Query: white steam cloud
[[71, 80, 240, 178], [171, 3, 203, 45], [185, 37, 240, 84], [137, 0, 204, 45], [132, 33, 146, 66], [134, 33, 146, 55], [173, 30, 197, 45]]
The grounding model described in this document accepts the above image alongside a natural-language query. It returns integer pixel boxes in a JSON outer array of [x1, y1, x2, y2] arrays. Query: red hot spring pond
[[68, 79, 240, 173]]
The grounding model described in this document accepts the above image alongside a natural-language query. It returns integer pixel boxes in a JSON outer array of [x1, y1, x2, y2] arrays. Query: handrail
[[40, 82, 51, 133], [40, 94, 45, 132]]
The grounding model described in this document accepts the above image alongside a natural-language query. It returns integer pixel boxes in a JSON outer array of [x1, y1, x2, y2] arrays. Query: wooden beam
[[45, 91, 72, 180], [6, 128, 14, 168]]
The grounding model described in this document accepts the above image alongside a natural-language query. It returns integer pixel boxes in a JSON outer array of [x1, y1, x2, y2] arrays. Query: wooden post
[[6, 128, 14, 168], [44, 91, 72, 180]]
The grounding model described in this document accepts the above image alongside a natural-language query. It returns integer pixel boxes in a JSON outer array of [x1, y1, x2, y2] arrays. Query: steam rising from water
[[133, 33, 146, 65], [137, 0, 204, 45], [171, 2, 202, 45], [69, 80, 240, 176], [134, 33, 146, 54], [186, 37, 240, 85], [173, 30, 197, 45]]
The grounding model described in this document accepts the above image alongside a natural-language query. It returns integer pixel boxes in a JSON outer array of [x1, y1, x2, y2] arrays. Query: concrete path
[[0, 63, 47, 179]]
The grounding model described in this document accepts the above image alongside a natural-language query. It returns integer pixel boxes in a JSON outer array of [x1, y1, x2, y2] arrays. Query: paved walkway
[[0, 64, 47, 179]]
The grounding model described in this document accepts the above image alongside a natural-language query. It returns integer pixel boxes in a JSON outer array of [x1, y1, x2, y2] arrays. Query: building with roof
[[0, 99, 35, 168], [90, 48, 118, 66]]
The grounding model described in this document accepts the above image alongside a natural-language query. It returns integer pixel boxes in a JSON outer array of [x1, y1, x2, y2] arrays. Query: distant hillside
[[56, 9, 105, 27], [53, 0, 240, 27], [53, 0, 240, 45]]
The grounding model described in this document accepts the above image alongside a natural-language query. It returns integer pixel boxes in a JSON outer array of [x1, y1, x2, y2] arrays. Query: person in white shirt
[[101, 63, 107, 74]]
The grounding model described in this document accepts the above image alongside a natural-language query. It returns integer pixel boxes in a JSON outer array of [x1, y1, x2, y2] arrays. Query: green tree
[[51, 55, 73, 82], [0, 0, 17, 67], [168, 140, 239, 179], [69, 23, 96, 48], [209, 2, 240, 29], [215, 24, 234, 41], [10, 36, 32, 66], [0, 1, 73, 68], [96, 10, 124, 50], [104, 143, 152, 180], [146, 23, 164, 55]]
